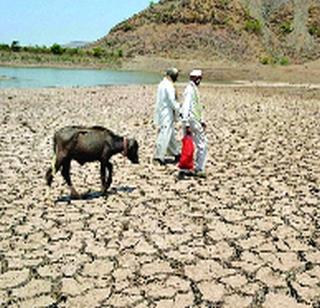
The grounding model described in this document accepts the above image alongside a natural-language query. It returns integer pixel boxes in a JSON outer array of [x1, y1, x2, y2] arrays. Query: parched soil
[[0, 85, 319, 307]]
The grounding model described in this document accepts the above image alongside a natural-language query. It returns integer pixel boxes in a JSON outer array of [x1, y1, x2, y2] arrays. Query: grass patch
[[308, 25, 320, 37], [244, 19, 262, 34], [280, 21, 293, 34], [260, 55, 290, 66]]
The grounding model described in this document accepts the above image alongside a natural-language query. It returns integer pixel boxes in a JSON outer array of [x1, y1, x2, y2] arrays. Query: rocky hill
[[94, 0, 320, 64]]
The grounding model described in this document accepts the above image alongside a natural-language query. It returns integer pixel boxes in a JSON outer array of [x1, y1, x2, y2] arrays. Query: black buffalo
[[45, 125, 139, 198]]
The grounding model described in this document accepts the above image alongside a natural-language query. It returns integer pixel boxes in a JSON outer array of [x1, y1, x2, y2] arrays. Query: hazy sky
[[0, 0, 156, 46]]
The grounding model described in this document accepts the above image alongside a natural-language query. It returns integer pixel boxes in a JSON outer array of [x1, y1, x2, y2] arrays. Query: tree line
[[0, 41, 123, 59]]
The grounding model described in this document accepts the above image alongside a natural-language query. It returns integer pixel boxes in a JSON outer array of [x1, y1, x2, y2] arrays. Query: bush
[[23, 45, 49, 54], [11, 40, 21, 52], [259, 55, 289, 66], [117, 49, 123, 58], [93, 47, 104, 58], [244, 19, 262, 34], [278, 56, 289, 66], [50, 43, 64, 55], [260, 56, 271, 65], [0, 44, 10, 51], [149, 1, 155, 8], [122, 22, 134, 32], [65, 48, 79, 56], [308, 25, 320, 37], [280, 21, 293, 34], [259, 55, 275, 65]]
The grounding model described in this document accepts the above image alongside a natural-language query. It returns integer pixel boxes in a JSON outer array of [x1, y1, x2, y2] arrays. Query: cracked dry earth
[[0, 84, 319, 308]]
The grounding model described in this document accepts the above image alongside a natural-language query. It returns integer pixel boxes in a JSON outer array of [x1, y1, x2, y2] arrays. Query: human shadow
[[54, 186, 136, 204], [164, 157, 178, 164]]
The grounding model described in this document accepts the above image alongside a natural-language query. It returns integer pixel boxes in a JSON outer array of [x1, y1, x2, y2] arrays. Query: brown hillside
[[94, 0, 320, 64]]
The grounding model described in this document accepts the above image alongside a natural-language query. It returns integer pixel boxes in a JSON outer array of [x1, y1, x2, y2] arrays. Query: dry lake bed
[[0, 84, 319, 307]]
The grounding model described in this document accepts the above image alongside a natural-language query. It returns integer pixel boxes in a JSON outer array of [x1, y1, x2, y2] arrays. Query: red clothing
[[178, 135, 195, 170]]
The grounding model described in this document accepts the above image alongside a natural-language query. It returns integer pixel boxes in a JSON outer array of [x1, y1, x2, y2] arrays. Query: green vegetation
[[149, 1, 156, 8], [280, 21, 293, 34], [308, 25, 320, 37], [278, 56, 289, 66], [50, 43, 65, 55], [117, 49, 123, 58], [0, 44, 10, 51], [121, 22, 135, 32], [244, 19, 262, 34], [11, 40, 21, 52], [260, 55, 274, 65], [92, 47, 104, 58], [260, 55, 290, 66], [0, 40, 124, 67]]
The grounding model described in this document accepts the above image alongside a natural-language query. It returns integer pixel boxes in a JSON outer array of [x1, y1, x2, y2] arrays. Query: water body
[[0, 66, 161, 89]]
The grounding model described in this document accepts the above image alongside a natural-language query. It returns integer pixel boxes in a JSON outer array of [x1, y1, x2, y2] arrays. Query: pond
[[0, 66, 161, 88]]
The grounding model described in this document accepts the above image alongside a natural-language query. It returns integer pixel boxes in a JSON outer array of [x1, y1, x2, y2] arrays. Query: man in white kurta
[[181, 69, 208, 176], [154, 68, 180, 165]]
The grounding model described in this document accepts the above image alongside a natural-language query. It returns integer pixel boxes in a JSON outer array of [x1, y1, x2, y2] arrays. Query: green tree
[[50, 43, 64, 55], [11, 40, 21, 52], [93, 47, 104, 58], [0, 43, 10, 51]]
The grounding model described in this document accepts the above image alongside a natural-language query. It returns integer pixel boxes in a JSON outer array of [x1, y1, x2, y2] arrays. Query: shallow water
[[0, 66, 161, 88]]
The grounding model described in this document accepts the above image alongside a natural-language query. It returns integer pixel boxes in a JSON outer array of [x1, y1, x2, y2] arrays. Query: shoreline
[[2, 55, 320, 84]]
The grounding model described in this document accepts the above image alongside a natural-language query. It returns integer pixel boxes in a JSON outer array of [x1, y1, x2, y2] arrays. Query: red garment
[[178, 135, 195, 170]]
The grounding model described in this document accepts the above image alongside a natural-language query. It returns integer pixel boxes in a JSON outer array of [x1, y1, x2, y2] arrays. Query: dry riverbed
[[0, 84, 319, 307]]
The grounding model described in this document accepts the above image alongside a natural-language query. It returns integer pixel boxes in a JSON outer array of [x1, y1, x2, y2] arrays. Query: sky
[[0, 0, 156, 47]]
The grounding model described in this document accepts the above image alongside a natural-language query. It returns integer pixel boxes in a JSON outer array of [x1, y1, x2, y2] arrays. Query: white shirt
[[181, 81, 204, 126], [154, 77, 179, 127]]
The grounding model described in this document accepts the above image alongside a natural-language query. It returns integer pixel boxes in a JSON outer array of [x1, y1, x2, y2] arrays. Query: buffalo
[[45, 125, 139, 198]]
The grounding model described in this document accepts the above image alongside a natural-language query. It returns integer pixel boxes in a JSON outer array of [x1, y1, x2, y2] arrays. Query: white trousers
[[187, 120, 208, 172], [154, 124, 180, 161]]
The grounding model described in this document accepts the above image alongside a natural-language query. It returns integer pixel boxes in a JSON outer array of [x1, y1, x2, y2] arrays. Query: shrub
[[280, 21, 293, 34], [93, 47, 104, 58], [23, 45, 49, 54], [308, 25, 320, 37], [11, 40, 21, 52], [278, 56, 289, 66], [65, 48, 79, 56], [259, 55, 275, 65], [260, 56, 270, 65], [117, 49, 123, 58], [260, 55, 289, 66], [0, 44, 10, 51], [50, 43, 64, 55], [244, 19, 262, 34], [149, 1, 155, 8], [122, 22, 134, 32]]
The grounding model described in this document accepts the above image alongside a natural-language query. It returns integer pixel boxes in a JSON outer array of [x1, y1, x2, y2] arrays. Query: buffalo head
[[127, 139, 139, 164]]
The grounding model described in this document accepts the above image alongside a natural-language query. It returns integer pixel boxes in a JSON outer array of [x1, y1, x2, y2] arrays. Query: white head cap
[[190, 69, 202, 77]]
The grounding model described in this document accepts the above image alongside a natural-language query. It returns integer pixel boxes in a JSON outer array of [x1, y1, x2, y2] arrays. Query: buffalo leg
[[100, 162, 107, 193], [104, 162, 113, 192], [62, 159, 80, 199], [45, 150, 66, 186]]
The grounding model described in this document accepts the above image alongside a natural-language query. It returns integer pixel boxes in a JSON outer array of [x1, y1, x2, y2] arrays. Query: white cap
[[190, 69, 202, 77]]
